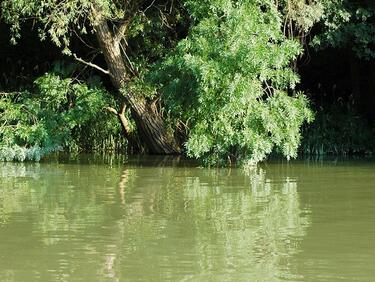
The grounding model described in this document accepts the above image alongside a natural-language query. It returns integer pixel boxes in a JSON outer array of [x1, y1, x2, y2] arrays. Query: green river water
[[0, 156, 374, 281]]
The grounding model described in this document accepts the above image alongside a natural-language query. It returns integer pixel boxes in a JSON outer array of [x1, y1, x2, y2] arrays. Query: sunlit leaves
[[279, 0, 324, 33], [0, 74, 120, 161], [1, 0, 316, 164], [156, 0, 313, 165]]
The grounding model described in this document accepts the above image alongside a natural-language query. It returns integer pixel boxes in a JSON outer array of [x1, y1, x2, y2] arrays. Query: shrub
[[0, 74, 124, 161]]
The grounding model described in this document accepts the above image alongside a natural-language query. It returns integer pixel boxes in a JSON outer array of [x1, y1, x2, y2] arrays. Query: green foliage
[[301, 104, 374, 155], [279, 0, 324, 33], [312, 0, 375, 59], [1, 0, 93, 52], [152, 0, 313, 165], [122, 2, 188, 73], [1, 0, 324, 165], [0, 74, 124, 162], [1, 0, 185, 62]]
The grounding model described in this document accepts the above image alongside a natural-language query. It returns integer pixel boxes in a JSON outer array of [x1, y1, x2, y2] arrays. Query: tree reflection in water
[[0, 159, 310, 281]]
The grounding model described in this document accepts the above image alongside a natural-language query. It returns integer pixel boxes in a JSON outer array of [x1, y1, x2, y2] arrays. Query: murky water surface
[[0, 156, 374, 281]]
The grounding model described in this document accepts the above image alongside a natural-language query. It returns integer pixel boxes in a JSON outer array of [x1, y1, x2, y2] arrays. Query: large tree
[[1, 0, 182, 154]]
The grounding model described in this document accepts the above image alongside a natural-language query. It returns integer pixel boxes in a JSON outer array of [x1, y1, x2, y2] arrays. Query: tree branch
[[119, 103, 126, 115], [115, 20, 131, 43], [73, 29, 97, 50], [119, 42, 138, 76], [143, 0, 157, 13], [105, 104, 133, 136], [72, 53, 110, 75], [105, 106, 119, 115], [105, 103, 127, 116]]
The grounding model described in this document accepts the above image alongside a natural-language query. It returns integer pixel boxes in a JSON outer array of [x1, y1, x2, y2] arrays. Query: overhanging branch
[[72, 53, 110, 75], [105, 106, 118, 115]]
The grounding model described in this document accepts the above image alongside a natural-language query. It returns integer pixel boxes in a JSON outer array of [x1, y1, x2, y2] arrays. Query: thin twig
[[119, 43, 137, 76], [143, 0, 157, 13], [73, 29, 97, 50]]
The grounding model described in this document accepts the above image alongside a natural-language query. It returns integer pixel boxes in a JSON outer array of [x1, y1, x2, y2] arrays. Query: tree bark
[[92, 9, 180, 155], [105, 105, 132, 137]]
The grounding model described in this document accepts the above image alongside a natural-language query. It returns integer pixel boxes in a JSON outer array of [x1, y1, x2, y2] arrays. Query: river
[[0, 155, 374, 281]]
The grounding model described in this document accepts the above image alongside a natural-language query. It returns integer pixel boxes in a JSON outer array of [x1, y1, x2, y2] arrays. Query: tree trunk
[[93, 9, 180, 155]]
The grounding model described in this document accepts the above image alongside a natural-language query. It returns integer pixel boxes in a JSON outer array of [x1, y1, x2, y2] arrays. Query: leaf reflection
[[0, 160, 310, 281]]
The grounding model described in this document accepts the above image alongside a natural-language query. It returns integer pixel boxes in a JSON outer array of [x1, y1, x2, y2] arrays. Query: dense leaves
[[152, 0, 313, 165], [312, 0, 375, 59], [0, 74, 123, 161], [1, 0, 373, 164]]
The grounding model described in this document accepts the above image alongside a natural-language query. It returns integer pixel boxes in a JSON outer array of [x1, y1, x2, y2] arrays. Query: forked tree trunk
[[93, 10, 180, 155]]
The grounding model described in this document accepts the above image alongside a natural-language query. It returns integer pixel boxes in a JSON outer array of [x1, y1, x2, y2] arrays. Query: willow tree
[[1, 0, 181, 154], [152, 0, 314, 165]]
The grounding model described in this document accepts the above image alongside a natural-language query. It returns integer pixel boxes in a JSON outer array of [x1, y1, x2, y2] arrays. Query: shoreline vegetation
[[1, 0, 374, 166]]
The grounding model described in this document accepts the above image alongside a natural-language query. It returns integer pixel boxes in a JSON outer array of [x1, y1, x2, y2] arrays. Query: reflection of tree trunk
[[127, 155, 183, 167], [93, 9, 180, 155], [118, 169, 130, 205]]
